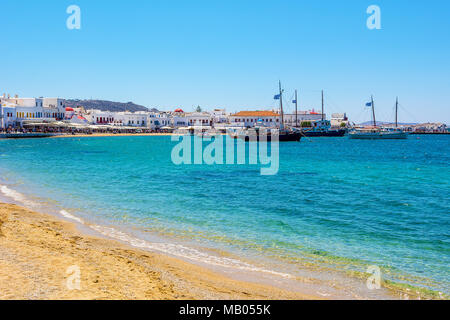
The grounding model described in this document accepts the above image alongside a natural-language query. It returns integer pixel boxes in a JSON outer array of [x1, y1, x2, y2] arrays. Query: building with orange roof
[[229, 110, 280, 127]]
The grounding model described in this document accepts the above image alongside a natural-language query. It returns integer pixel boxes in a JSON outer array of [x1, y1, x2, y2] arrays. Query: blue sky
[[1, 0, 449, 123]]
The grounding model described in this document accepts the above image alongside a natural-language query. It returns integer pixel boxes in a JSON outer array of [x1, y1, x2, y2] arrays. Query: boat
[[300, 91, 346, 137], [234, 81, 302, 142], [349, 96, 408, 140], [0, 132, 59, 139], [235, 126, 302, 142]]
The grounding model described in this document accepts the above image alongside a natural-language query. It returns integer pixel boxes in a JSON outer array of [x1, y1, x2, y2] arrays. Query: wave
[[0, 183, 292, 279], [0, 184, 38, 208], [59, 210, 85, 225], [88, 223, 292, 279], [58, 209, 293, 278]]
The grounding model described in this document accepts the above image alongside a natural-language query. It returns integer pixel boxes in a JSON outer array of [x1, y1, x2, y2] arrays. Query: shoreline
[[0, 132, 448, 141], [0, 202, 319, 300], [51, 133, 174, 138], [1, 137, 447, 300]]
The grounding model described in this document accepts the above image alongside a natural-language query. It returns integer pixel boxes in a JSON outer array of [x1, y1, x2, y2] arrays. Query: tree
[[196, 106, 202, 113], [301, 121, 312, 128]]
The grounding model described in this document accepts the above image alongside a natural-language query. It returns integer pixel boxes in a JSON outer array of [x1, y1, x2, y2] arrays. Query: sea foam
[[88, 222, 292, 278], [59, 210, 85, 224], [58, 208, 291, 278], [0, 184, 291, 279], [0, 185, 38, 208]]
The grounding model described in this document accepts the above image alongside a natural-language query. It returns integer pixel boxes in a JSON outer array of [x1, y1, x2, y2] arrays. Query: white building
[[185, 112, 213, 126], [118, 111, 148, 127], [0, 95, 66, 128], [86, 110, 147, 127], [330, 113, 348, 127], [171, 115, 189, 128], [0, 100, 17, 129], [284, 111, 325, 127], [85, 110, 117, 125], [211, 109, 228, 124], [148, 112, 171, 129], [229, 111, 280, 128], [43, 98, 66, 119]]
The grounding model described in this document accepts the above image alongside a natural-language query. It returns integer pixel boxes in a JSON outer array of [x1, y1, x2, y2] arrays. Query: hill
[[359, 121, 418, 126], [65, 99, 151, 112]]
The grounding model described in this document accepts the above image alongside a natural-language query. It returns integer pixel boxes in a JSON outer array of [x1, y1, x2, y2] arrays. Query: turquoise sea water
[[0, 135, 449, 295]]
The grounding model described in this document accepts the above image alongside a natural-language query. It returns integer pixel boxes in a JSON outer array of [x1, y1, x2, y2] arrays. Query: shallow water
[[0, 135, 449, 296]]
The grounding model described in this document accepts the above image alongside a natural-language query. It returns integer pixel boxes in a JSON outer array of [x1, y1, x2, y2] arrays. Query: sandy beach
[[51, 133, 174, 139], [0, 202, 316, 300]]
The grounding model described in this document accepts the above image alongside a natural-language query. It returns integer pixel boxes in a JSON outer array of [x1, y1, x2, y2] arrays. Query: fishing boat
[[234, 82, 302, 142], [300, 91, 346, 137], [349, 96, 408, 140]]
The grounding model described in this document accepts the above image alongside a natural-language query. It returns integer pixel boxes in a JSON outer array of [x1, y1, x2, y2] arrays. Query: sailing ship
[[300, 90, 346, 137], [349, 96, 408, 140], [234, 82, 302, 142]]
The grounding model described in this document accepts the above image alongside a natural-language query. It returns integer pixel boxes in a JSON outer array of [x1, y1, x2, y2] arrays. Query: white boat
[[349, 96, 408, 140]]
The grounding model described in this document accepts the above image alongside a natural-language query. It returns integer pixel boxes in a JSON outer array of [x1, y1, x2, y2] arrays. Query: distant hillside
[[65, 99, 152, 112], [359, 121, 418, 126]]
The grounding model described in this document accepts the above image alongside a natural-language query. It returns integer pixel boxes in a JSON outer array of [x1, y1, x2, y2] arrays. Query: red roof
[[231, 111, 280, 117], [174, 108, 184, 113], [66, 107, 74, 112]]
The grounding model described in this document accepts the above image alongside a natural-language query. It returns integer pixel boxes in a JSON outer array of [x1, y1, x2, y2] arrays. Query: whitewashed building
[[185, 112, 213, 126], [284, 111, 325, 127], [148, 112, 171, 129], [229, 111, 280, 128], [330, 113, 349, 127], [85, 110, 117, 125], [211, 109, 228, 124], [0, 95, 66, 128]]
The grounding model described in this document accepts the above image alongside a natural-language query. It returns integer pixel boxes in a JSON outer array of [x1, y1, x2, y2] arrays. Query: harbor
[[1, 91, 447, 140], [2, 0, 449, 305], [1, 133, 449, 300]]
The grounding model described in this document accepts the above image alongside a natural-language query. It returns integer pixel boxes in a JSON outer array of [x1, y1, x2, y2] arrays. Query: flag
[[274, 94, 280, 100], [292, 100, 297, 104], [366, 102, 372, 107]]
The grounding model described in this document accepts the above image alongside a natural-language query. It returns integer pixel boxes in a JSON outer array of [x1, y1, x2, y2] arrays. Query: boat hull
[[302, 129, 346, 137], [0, 133, 58, 139], [349, 132, 408, 140], [234, 131, 302, 142]]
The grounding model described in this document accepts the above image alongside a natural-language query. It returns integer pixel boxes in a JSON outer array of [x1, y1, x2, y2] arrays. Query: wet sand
[[0, 202, 317, 300]]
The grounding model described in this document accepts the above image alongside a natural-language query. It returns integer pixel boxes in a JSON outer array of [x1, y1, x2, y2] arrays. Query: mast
[[0, 103, 3, 131], [321, 90, 324, 121], [371, 95, 376, 127], [279, 81, 284, 130], [295, 89, 298, 127], [395, 97, 398, 128]]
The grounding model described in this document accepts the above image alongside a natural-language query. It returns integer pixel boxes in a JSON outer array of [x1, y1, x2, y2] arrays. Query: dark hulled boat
[[235, 81, 301, 142], [235, 127, 302, 142], [299, 90, 346, 137], [302, 128, 346, 137]]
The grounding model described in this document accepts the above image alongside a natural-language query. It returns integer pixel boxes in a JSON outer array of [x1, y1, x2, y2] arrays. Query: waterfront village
[[0, 94, 448, 135]]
